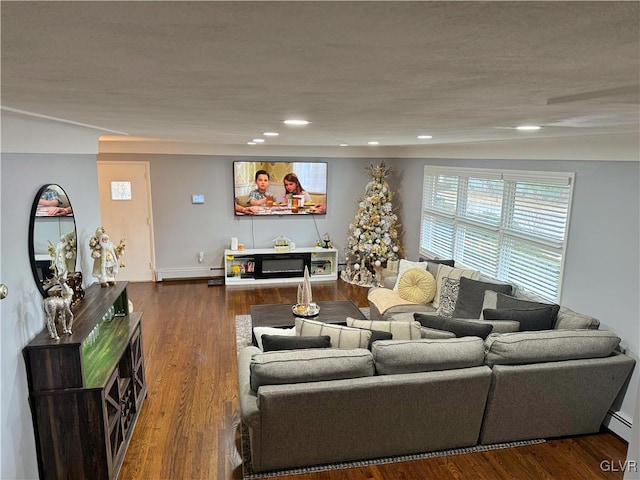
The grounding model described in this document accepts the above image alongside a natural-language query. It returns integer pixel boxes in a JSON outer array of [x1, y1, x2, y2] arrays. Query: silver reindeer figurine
[[42, 274, 74, 340]]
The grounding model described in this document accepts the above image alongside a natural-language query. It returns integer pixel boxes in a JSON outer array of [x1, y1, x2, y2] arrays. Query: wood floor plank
[[117, 279, 628, 480]]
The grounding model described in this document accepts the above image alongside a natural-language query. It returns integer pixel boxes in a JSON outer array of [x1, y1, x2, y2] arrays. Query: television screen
[[233, 161, 327, 216]]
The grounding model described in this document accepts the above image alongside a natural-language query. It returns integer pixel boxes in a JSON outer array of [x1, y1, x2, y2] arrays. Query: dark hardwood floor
[[117, 279, 628, 479]]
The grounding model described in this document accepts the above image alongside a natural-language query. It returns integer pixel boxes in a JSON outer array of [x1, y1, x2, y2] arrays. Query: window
[[420, 167, 574, 301], [292, 162, 327, 194]]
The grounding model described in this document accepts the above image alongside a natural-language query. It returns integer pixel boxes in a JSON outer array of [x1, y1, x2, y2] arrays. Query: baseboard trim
[[155, 267, 219, 281], [604, 409, 633, 442]]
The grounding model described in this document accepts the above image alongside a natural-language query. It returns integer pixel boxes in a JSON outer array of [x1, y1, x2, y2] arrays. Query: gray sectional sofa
[[238, 260, 635, 473], [238, 329, 635, 473]]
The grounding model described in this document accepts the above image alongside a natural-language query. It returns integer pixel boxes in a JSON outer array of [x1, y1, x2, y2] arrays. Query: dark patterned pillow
[[436, 277, 460, 317], [262, 335, 331, 352]]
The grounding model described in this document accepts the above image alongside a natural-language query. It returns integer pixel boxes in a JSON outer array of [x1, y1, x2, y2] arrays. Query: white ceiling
[[2, 1, 639, 148]]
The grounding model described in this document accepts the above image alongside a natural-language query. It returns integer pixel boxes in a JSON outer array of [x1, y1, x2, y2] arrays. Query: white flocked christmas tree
[[341, 162, 401, 286]]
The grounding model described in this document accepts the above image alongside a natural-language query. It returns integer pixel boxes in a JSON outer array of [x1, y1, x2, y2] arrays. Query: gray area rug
[[240, 423, 545, 479], [235, 307, 370, 349]]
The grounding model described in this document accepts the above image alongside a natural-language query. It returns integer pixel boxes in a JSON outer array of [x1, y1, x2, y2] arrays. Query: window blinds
[[420, 166, 574, 301]]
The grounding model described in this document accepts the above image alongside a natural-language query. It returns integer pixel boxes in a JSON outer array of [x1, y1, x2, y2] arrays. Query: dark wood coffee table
[[250, 300, 367, 340]]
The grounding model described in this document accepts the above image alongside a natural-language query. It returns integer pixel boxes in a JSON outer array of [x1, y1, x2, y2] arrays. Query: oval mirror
[[28, 184, 77, 297]]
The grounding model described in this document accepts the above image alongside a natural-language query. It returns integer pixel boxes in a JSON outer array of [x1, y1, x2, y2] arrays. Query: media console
[[224, 247, 338, 285]]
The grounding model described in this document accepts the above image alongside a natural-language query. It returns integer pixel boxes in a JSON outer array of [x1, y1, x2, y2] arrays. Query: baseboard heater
[[604, 409, 633, 441], [155, 267, 221, 281]]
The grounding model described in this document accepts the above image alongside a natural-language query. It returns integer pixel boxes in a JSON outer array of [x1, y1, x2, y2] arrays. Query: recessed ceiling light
[[339, 143, 349, 147], [516, 125, 542, 131], [417, 135, 433, 139], [247, 142, 257, 145], [283, 119, 310, 126], [368, 141, 379, 145], [252, 138, 265, 143], [263, 132, 279, 136]]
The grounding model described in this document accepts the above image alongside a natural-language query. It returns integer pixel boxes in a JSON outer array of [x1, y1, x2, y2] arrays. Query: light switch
[[192, 194, 205, 204]]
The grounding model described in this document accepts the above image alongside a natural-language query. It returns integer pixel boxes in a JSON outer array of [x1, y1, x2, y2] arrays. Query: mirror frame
[[28, 184, 78, 297]]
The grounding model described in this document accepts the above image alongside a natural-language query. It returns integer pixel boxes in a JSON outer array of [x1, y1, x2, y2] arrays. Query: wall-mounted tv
[[233, 161, 327, 216]]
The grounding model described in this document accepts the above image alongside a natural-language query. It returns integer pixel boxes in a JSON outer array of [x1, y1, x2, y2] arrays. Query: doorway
[[97, 161, 155, 282]]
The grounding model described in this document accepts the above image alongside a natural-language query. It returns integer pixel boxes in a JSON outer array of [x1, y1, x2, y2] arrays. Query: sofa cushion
[[372, 337, 486, 375], [253, 326, 296, 350], [397, 268, 436, 304], [262, 334, 331, 352], [435, 277, 460, 317], [484, 329, 621, 367], [392, 259, 428, 291], [250, 348, 374, 390], [346, 317, 422, 340], [433, 264, 480, 309], [295, 318, 371, 349], [554, 309, 600, 330], [452, 277, 513, 319], [483, 306, 555, 331], [480, 290, 560, 324], [414, 313, 494, 339]]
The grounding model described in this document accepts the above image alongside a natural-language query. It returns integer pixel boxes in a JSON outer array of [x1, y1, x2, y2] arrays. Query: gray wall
[[1, 154, 101, 480], [98, 154, 377, 272]]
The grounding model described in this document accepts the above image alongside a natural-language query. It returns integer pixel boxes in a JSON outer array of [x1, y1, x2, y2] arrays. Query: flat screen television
[[233, 161, 328, 216]]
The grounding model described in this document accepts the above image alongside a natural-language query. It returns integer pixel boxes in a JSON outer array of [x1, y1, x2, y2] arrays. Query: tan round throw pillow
[[397, 268, 436, 304]]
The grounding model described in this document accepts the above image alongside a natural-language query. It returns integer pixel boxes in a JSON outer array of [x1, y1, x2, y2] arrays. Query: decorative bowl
[[292, 303, 320, 317]]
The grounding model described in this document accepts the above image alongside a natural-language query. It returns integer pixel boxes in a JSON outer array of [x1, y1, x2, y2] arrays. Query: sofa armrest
[[237, 346, 261, 428], [373, 266, 398, 289]]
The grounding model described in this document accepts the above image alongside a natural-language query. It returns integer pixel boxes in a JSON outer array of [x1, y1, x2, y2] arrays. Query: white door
[[97, 161, 155, 282]]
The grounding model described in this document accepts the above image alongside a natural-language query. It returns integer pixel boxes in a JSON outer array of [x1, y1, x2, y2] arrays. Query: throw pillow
[[482, 306, 555, 331], [436, 277, 460, 317], [253, 326, 296, 350], [261, 334, 331, 352], [452, 277, 514, 319], [479, 291, 561, 322], [295, 318, 371, 349], [433, 264, 480, 309], [420, 258, 456, 278], [346, 317, 422, 340], [397, 268, 436, 304], [357, 329, 393, 349], [392, 259, 428, 291], [414, 313, 494, 339], [494, 292, 561, 322]]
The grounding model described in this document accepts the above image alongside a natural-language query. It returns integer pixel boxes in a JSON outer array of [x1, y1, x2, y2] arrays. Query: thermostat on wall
[[192, 194, 205, 204]]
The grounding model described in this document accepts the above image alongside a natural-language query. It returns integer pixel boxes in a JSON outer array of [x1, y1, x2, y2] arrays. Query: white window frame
[[420, 166, 575, 301]]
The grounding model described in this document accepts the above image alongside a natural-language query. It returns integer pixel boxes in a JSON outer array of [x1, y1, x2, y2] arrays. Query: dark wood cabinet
[[23, 281, 147, 480]]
